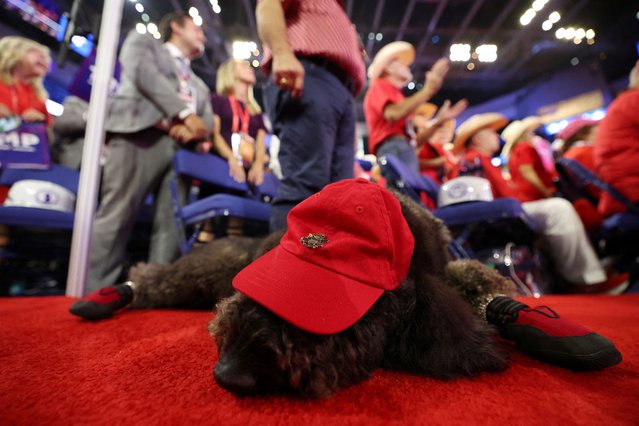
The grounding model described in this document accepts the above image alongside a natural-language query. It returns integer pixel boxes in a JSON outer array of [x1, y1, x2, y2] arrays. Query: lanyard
[[228, 96, 250, 135]]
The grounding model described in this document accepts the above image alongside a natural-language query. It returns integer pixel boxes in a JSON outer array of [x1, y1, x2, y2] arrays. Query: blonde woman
[[210, 59, 267, 186], [0, 36, 51, 125]]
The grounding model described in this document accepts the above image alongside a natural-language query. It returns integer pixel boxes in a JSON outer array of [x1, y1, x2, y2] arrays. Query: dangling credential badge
[[300, 233, 328, 249]]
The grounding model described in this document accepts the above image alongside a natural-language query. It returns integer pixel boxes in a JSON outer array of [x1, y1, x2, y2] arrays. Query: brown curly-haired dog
[[125, 231, 284, 310], [210, 191, 517, 398]]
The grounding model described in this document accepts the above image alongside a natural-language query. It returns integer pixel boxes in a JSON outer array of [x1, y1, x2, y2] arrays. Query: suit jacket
[[106, 31, 214, 134]]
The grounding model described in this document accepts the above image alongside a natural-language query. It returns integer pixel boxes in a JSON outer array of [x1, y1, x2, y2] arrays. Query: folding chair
[[0, 165, 79, 231], [0, 165, 80, 293], [380, 154, 544, 296], [380, 154, 539, 238], [170, 149, 273, 254], [379, 154, 439, 204], [556, 158, 639, 279]]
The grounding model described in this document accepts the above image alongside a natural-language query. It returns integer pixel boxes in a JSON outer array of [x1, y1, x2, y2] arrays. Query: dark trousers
[[263, 58, 356, 231]]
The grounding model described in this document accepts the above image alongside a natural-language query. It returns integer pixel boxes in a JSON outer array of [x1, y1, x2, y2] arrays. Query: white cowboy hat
[[501, 116, 542, 158], [453, 113, 508, 154], [367, 41, 415, 80]]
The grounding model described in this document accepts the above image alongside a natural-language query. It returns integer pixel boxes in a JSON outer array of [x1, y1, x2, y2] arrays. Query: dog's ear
[[387, 192, 508, 378], [391, 190, 452, 277], [390, 274, 509, 379]]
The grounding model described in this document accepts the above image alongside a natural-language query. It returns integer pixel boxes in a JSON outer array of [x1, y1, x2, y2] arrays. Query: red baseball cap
[[232, 178, 415, 334]]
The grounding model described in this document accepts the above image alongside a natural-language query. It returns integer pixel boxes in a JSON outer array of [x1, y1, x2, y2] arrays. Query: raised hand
[[423, 58, 450, 97], [434, 99, 468, 123]]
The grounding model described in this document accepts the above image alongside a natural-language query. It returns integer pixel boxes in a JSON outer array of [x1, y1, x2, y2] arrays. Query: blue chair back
[[0, 165, 79, 195], [556, 158, 639, 215], [170, 149, 273, 254], [379, 154, 439, 204], [172, 149, 248, 193]]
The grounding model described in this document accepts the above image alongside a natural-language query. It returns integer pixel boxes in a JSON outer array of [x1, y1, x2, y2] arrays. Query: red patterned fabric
[[258, 0, 366, 95]]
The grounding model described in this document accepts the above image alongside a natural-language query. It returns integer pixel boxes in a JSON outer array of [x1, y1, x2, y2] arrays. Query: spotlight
[[475, 44, 497, 62], [586, 29, 595, 39], [542, 20, 552, 31], [449, 44, 471, 62], [575, 28, 585, 39], [555, 27, 565, 39], [548, 11, 560, 23]]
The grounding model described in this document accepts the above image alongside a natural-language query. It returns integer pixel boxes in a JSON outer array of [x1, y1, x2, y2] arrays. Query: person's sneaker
[[69, 283, 134, 320], [486, 296, 622, 371], [565, 271, 629, 295]]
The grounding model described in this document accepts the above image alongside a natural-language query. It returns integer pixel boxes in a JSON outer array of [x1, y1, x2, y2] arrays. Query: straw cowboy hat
[[452, 113, 508, 154], [501, 116, 542, 158], [367, 41, 415, 80]]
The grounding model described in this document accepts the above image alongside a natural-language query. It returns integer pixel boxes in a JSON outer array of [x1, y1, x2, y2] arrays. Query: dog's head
[[210, 283, 412, 397], [211, 180, 507, 398]]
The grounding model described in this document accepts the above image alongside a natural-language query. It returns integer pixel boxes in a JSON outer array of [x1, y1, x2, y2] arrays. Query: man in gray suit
[[86, 12, 214, 292]]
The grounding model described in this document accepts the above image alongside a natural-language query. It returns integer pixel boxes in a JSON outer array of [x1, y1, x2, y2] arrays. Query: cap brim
[[233, 245, 384, 335]]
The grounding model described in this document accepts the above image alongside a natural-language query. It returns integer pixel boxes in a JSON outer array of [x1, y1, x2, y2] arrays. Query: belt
[[298, 56, 358, 94], [381, 134, 410, 144]]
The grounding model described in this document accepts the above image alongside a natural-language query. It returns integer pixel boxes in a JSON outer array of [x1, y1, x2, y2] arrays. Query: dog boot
[[486, 296, 622, 371], [69, 282, 135, 320]]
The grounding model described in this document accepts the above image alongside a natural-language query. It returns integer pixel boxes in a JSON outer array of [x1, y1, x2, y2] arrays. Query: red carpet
[[1, 295, 638, 425]]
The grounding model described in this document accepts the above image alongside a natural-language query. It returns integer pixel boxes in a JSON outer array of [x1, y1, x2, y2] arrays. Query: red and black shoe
[[486, 296, 622, 371], [69, 283, 134, 320]]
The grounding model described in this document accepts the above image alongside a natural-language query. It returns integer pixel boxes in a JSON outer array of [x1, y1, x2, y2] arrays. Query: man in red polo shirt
[[594, 60, 639, 217], [256, 0, 366, 231], [363, 41, 453, 172]]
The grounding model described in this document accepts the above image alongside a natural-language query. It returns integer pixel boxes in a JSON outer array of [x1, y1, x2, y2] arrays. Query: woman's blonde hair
[[0, 36, 50, 100], [216, 58, 261, 115]]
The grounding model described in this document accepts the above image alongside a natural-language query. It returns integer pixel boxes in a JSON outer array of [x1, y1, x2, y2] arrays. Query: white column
[[65, 0, 124, 297]]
